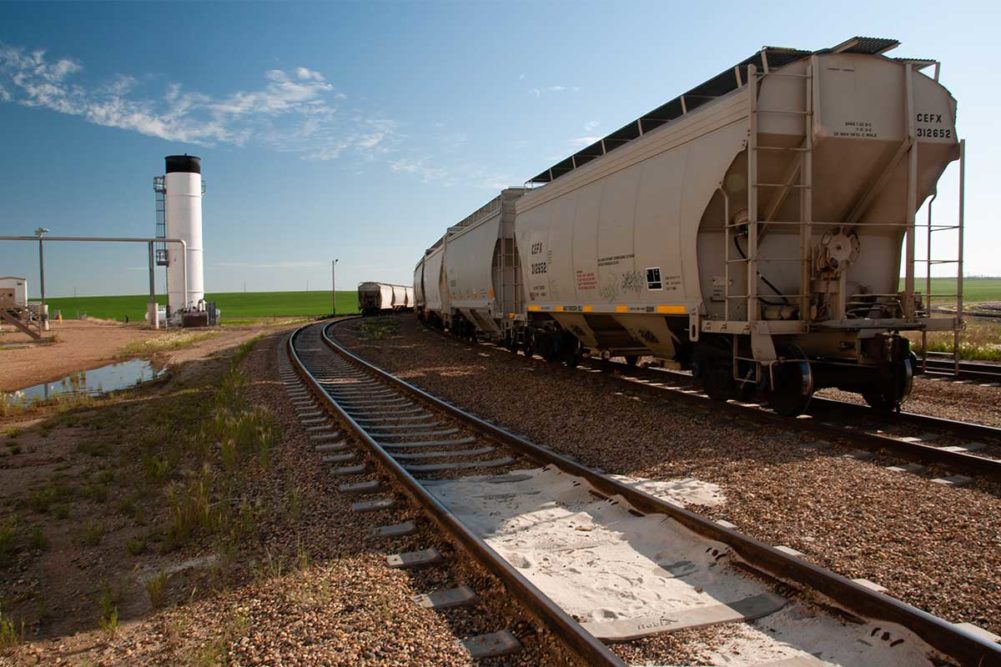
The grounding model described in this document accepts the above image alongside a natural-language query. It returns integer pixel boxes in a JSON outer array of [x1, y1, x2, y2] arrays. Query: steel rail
[[287, 321, 624, 667], [921, 357, 1001, 382], [575, 359, 1001, 483], [328, 318, 1001, 665]]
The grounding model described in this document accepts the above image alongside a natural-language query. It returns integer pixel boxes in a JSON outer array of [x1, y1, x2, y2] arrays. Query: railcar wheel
[[863, 352, 916, 413], [694, 344, 736, 401], [767, 346, 814, 417], [624, 355, 639, 367]]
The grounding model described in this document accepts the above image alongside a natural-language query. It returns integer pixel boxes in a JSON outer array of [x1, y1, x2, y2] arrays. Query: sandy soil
[[0, 319, 268, 392]]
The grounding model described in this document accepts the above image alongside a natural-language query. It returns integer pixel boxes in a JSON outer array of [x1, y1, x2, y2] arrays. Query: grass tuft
[[98, 584, 119, 634], [0, 607, 22, 649], [146, 571, 170, 610]]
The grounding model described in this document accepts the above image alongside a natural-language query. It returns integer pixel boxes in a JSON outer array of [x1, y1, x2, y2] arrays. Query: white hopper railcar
[[358, 281, 413, 315], [416, 37, 965, 415]]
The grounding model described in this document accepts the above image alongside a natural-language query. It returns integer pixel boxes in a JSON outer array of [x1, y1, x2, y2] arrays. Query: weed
[[2, 427, 18, 439], [164, 465, 216, 546], [77, 440, 111, 457], [117, 496, 137, 518], [28, 526, 48, 551], [125, 537, 146, 556], [82, 482, 109, 503], [52, 504, 70, 520], [295, 535, 311, 571], [117, 332, 218, 358], [0, 607, 21, 649], [287, 486, 303, 521], [27, 482, 73, 514], [7, 444, 20, 455], [358, 317, 401, 340], [0, 518, 16, 565], [98, 584, 118, 633], [143, 453, 172, 485], [145, 571, 170, 610], [0, 392, 28, 418], [81, 522, 105, 547]]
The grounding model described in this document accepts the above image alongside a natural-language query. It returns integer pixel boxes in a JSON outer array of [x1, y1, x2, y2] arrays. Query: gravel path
[[335, 316, 1001, 641]]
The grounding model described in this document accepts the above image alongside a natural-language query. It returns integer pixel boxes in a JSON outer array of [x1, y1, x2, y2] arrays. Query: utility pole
[[35, 227, 49, 333], [332, 258, 339, 316]]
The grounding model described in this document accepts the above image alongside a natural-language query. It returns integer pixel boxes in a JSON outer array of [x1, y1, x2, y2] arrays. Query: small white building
[[0, 276, 28, 309]]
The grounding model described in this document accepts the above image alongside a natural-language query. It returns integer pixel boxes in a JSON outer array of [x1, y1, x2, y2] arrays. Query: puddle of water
[[13, 359, 166, 401]]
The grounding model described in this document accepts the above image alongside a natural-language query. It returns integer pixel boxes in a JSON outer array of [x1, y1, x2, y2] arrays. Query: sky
[[0, 0, 997, 298]]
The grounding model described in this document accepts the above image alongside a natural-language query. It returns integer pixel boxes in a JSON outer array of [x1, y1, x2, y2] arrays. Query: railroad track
[[416, 319, 1001, 485], [286, 318, 1001, 666], [581, 361, 1001, 486], [919, 353, 1001, 384]]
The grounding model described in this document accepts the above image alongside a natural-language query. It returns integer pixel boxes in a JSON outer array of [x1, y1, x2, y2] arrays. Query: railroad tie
[[381, 437, 477, 449], [386, 548, 443, 569], [391, 446, 495, 461], [351, 497, 396, 513], [310, 431, 342, 441], [412, 586, 478, 610], [314, 441, 349, 453], [402, 456, 514, 473], [339, 479, 382, 494], [885, 462, 926, 474], [370, 521, 417, 538], [322, 452, 356, 464], [460, 631, 521, 659], [330, 464, 367, 476], [931, 474, 973, 487]]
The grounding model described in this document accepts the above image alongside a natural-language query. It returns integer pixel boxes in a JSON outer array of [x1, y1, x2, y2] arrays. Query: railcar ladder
[[724, 58, 815, 381], [919, 140, 966, 375]]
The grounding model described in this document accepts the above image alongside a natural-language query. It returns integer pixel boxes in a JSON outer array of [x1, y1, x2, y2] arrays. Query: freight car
[[415, 37, 965, 415], [358, 282, 414, 315]]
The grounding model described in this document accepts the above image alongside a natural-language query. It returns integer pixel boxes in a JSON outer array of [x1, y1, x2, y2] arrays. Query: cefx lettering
[[916, 113, 942, 123]]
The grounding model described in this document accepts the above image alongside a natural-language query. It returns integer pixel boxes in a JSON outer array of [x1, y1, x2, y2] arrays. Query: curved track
[[288, 318, 1001, 665]]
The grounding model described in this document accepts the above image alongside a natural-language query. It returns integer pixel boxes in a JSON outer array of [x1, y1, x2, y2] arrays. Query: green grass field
[[899, 277, 1001, 304], [45, 291, 359, 322], [40, 278, 1001, 323]]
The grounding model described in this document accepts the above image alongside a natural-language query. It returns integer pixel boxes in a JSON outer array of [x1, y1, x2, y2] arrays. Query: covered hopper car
[[414, 37, 965, 415], [358, 282, 415, 315]]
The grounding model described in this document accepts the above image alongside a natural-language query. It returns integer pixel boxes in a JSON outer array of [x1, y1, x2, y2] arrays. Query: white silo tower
[[163, 155, 204, 316]]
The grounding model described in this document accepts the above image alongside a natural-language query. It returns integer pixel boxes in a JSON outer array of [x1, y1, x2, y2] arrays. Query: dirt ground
[[0, 319, 279, 393]]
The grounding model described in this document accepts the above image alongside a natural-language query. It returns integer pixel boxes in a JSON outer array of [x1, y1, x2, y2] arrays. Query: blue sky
[[0, 1, 997, 298]]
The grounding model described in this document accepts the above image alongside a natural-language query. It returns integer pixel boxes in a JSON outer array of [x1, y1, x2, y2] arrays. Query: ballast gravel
[[335, 317, 1001, 641]]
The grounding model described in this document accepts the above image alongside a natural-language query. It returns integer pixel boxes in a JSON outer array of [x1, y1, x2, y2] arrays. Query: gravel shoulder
[[335, 316, 1001, 638]]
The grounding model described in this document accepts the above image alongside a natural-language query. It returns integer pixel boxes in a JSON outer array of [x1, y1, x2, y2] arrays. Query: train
[[358, 282, 415, 315], [413, 37, 964, 415]]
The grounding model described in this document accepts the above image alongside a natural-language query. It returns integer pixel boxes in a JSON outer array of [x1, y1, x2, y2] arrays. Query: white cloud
[[0, 42, 395, 162], [583, 119, 599, 131], [570, 135, 601, 148], [529, 84, 580, 97], [390, 157, 447, 183]]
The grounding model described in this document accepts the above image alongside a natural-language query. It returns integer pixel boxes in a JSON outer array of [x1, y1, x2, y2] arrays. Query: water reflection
[[15, 359, 166, 401]]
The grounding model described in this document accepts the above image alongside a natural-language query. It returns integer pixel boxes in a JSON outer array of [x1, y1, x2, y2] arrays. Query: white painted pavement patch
[[428, 467, 940, 664]]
